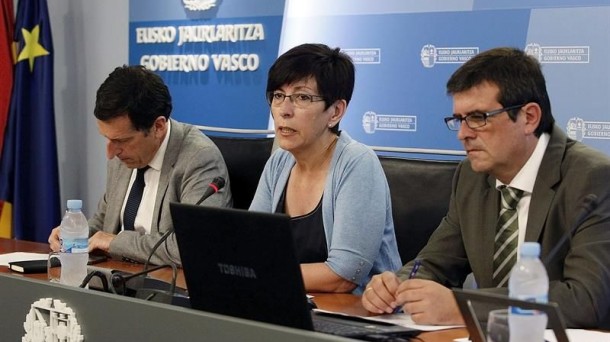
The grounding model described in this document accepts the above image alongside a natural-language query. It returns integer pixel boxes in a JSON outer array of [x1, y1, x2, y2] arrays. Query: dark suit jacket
[[398, 125, 610, 328], [89, 119, 232, 266]]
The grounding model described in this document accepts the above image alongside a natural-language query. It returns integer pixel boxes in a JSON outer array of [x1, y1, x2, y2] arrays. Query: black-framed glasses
[[444, 104, 527, 131], [266, 92, 325, 108]]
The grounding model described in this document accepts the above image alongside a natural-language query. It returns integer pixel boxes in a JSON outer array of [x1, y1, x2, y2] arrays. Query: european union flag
[[0, 0, 60, 242]]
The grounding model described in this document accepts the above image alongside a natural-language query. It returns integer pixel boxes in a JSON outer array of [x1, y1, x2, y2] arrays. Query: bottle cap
[[66, 199, 82, 210], [520, 242, 541, 257]]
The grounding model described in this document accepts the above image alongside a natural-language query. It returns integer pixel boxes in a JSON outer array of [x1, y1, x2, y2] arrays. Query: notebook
[[170, 203, 419, 340], [452, 288, 569, 342]]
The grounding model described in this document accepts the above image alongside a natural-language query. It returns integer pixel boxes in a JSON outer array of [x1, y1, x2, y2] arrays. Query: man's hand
[[361, 271, 402, 314], [396, 279, 465, 325], [88, 231, 116, 253], [48, 227, 61, 251]]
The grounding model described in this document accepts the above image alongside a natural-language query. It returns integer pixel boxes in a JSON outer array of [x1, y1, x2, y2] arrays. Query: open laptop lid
[[170, 203, 314, 330], [453, 288, 569, 342]]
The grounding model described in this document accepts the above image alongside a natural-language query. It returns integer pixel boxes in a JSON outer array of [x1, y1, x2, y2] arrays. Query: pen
[[408, 259, 422, 280], [393, 259, 422, 314]]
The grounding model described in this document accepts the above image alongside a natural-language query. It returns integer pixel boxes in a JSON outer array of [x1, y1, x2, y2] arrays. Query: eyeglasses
[[444, 104, 527, 131], [266, 92, 325, 108]]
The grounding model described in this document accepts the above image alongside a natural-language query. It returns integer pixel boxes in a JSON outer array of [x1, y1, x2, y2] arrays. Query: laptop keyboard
[[313, 317, 380, 336], [312, 313, 415, 338]]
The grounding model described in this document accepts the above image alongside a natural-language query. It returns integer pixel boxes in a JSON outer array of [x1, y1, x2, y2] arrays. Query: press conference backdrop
[[129, 0, 610, 158]]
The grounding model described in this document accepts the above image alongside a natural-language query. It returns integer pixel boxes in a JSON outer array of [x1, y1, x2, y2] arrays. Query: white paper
[[314, 309, 463, 332], [0, 252, 49, 266], [362, 313, 464, 331], [545, 329, 610, 342]]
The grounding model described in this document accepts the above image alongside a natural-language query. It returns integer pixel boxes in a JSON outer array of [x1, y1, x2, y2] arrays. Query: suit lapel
[[526, 126, 565, 241], [151, 119, 184, 232], [479, 175, 501, 288]]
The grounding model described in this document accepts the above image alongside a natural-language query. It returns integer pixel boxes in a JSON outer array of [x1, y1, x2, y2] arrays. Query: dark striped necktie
[[492, 186, 524, 287], [123, 166, 150, 231]]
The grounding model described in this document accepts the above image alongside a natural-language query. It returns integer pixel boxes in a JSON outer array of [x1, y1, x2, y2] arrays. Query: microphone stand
[[79, 270, 110, 292], [543, 194, 598, 266], [110, 264, 178, 301], [143, 228, 174, 271]]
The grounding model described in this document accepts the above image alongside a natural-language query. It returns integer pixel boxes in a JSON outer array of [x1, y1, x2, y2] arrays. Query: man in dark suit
[[362, 47, 610, 328], [49, 65, 232, 265]]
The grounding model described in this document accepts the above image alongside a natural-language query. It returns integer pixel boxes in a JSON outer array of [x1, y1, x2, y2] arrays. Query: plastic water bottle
[[508, 242, 549, 342], [59, 199, 89, 286]]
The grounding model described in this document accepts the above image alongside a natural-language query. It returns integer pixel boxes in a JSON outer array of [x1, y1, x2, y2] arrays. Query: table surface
[[0, 238, 469, 341]]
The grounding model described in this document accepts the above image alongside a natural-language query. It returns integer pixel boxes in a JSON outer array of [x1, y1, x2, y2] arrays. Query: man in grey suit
[[49, 65, 232, 266], [362, 47, 610, 328]]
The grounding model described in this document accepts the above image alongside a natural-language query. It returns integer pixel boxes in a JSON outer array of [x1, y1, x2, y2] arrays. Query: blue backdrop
[[129, 0, 610, 157]]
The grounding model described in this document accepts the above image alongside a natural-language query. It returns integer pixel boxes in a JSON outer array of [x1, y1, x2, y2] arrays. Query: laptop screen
[[170, 203, 314, 330]]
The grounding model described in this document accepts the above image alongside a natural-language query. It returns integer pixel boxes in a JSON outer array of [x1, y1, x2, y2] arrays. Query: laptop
[[452, 288, 569, 342], [170, 203, 419, 340]]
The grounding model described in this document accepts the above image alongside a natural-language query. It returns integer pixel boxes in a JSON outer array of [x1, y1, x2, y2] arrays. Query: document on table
[[545, 329, 610, 342], [314, 309, 463, 332], [452, 329, 610, 342], [0, 252, 49, 266]]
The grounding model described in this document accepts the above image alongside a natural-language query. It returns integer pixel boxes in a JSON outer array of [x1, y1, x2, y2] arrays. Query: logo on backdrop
[[362, 111, 417, 134], [525, 43, 590, 64], [342, 48, 381, 64], [420, 44, 478, 68], [23, 298, 84, 341], [567, 117, 610, 141], [420, 44, 436, 68], [183, 0, 217, 11]]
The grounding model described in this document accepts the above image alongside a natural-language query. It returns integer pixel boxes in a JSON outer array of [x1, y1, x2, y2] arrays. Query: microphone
[[543, 194, 598, 266], [116, 176, 225, 307], [142, 176, 226, 270], [195, 176, 226, 205]]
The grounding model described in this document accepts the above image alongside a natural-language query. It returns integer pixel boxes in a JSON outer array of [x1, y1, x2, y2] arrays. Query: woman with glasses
[[250, 43, 401, 294]]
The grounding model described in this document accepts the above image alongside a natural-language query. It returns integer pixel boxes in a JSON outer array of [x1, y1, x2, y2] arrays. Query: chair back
[[379, 157, 459, 263], [209, 136, 274, 209]]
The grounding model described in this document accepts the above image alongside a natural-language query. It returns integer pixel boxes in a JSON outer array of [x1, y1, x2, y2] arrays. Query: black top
[[276, 183, 328, 264]]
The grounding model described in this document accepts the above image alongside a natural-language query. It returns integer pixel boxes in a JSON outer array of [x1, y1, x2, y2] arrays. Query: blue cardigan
[[250, 132, 402, 293]]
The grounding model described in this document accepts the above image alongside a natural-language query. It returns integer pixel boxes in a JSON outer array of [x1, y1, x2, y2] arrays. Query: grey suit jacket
[[89, 119, 232, 266], [398, 125, 610, 328]]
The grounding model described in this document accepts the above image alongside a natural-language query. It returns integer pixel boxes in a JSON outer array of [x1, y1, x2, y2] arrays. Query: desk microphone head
[[196, 177, 226, 205], [209, 176, 225, 193]]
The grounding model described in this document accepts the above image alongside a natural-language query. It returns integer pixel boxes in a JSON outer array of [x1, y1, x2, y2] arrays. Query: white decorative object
[[22, 298, 84, 342], [183, 0, 217, 11]]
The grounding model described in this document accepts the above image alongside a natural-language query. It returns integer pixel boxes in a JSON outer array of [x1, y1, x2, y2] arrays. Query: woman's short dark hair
[[446, 47, 554, 137], [266, 43, 355, 134], [94, 65, 172, 132]]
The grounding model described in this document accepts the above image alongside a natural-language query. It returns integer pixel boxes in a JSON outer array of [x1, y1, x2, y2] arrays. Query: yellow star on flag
[[16, 24, 49, 72]]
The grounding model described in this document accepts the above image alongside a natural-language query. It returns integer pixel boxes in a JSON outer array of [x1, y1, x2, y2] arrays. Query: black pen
[[393, 259, 422, 314]]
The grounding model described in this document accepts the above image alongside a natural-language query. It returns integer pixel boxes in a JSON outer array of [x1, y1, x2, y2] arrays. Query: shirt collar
[[496, 132, 550, 193]]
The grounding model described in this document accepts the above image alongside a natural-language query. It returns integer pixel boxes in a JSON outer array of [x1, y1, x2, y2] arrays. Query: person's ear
[[153, 116, 168, 137], [328, 99, 347, 128], [522, 102, 541, 135]]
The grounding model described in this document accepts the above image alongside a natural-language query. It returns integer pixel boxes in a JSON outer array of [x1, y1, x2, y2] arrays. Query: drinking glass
[[47, 251, 62, 283], [487, 309, 510, 342]]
